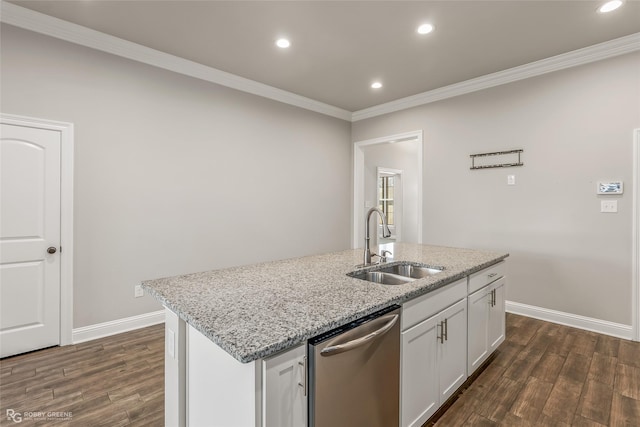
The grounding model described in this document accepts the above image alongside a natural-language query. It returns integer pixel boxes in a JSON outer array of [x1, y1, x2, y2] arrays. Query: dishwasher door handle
[[320, 314, 399, 356]]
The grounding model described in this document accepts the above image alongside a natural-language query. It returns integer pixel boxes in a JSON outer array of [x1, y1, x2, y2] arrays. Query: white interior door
[[1, 123, 61, 358]]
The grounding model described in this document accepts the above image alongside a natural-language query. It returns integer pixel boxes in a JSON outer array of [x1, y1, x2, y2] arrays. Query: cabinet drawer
[[402, 278, 466, 331], [468, 261, 505, 294]]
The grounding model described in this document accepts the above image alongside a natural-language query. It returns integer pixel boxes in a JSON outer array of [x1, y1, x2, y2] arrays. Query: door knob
[[47, 247, 57, 254]]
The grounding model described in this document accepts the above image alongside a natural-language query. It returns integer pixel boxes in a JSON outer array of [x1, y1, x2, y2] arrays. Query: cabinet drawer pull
[[488, 273, 498, 279]]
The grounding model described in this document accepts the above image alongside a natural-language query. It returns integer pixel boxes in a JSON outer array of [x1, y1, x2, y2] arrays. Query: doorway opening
[[352, 130, 423, 249]]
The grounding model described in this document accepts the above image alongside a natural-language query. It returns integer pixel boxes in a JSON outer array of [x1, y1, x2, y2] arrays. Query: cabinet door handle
[[443, 318, 448, 341], [491, 289, 496, 307], [298, 356, 307, 397], [437, 321, 444, 344]]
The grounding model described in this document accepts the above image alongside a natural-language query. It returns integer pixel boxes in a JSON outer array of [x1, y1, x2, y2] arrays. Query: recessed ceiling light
[[276, 38, 290, 48], [598, 0, 623, 13], [417, 23, 434, 35], [371, 82, 383, 89]]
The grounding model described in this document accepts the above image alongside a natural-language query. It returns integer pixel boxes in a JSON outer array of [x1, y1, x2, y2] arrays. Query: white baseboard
[[70, 301, 633, 345], [506, 301, 633, 341], [72, 310, 165, 344]]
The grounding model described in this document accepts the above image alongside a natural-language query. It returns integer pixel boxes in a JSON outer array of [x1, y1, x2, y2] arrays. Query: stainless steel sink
[[348, 261, 444, 285], [349, 270, 416, 285], [376, 263, 443, 279]]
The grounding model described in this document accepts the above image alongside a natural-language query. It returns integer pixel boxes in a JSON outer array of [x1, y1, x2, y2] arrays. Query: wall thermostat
[[597, 181, 623, 194]]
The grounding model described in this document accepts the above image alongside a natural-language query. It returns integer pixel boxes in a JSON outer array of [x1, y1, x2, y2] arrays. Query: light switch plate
[[601, 200, 618, 213], [507, 175, 515, 185]]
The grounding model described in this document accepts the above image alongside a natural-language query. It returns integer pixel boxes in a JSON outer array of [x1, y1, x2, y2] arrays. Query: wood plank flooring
[[1, 314, 639, 426], [0, 324, 164, 426], [431, 314, 640, 426]]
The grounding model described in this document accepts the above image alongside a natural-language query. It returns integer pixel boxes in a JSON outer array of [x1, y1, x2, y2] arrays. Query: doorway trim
[[633, 128, 640, 341], [352, 130, 423, 248], [1, 113, 74, 346]]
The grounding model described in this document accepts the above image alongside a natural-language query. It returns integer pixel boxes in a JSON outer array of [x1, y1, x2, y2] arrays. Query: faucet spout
[[363, 207, 391, 266]]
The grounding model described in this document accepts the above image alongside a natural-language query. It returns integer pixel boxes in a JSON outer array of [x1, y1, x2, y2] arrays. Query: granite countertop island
[[142, 243, 508, 363]]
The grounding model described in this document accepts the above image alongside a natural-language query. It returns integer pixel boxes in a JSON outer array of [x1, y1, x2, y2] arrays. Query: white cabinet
[[263, 345, 307, 427], [488, 278, 505, 353], [467, 276, 506, 374], [401, 279, 468, 427], [166, 315, 308, 427], [438, 299, 468, 402], [401, 311, 439, 427]]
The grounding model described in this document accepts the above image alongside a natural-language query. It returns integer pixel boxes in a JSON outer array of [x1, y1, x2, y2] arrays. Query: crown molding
[[0, 2, 352, 121], [2, 2, 638, 123], [352, 32, 640, 122]]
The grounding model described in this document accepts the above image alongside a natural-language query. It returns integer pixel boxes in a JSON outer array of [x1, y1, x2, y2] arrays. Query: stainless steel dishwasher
[[308, 305, 401, 427]]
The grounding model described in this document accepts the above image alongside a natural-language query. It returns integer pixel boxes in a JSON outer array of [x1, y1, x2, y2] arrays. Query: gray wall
[[3, 23, 638, 329], [353, 52, 640, 325], [1, 25, 352, 328]]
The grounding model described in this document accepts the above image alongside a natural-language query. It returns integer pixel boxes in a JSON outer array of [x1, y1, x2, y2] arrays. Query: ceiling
[[7, 1, 640, 112]]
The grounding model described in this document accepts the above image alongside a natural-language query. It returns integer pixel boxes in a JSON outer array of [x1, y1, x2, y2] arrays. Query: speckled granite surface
[[142, 243, 508, 363]]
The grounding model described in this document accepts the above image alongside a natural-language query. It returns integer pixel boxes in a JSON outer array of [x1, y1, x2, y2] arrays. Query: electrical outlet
[[507, 175, 516, 185], [168, 329, 175, 359], [601, 200, 618, 213], [134, 284, 144, 298]]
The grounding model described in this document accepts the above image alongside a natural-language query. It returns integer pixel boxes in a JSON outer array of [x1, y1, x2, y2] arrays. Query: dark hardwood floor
[[432, 313, 640, 426], [1, 314, 639, 426], [0, 324, 164, 426]]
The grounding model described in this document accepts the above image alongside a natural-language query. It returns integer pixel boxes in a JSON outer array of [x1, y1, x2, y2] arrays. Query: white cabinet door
[[439, 299, 467, 403], [401, 312, 440, 427], [467, 276, 506, 374], [488, 278, 506, 352], [467, 286, 490, 374], [263, 344, 307, 427], [401, 297, 468, 427]]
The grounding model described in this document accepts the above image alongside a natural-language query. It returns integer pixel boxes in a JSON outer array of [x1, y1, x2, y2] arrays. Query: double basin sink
[[348, 261, 444, 285]]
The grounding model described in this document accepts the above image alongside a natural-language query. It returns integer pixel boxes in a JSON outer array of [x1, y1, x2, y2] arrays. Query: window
[[378, 175, 394, 226]]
